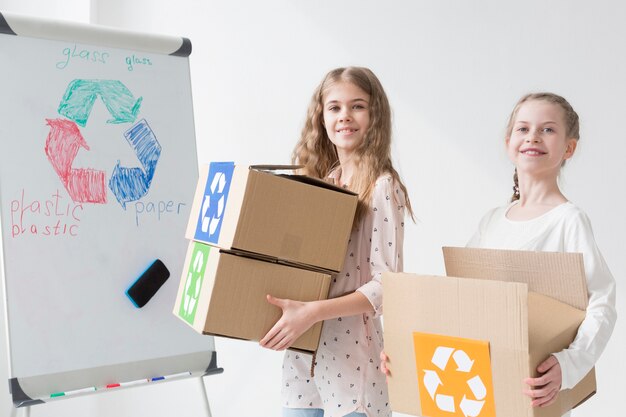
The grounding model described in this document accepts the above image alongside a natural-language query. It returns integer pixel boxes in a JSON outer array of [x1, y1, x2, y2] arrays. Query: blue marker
[[151, 371, 191, 382]]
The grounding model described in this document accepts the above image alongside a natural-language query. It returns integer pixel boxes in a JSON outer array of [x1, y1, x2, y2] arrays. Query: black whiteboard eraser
[[126, 259, 170, 308]]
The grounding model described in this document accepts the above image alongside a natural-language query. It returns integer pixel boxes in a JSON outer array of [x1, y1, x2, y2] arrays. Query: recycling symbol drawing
[[44, 79, 161, 208], [413, 332, 496, 417]]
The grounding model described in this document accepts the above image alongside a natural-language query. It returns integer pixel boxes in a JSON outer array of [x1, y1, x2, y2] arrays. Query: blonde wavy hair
[[292, 66, 414, 223], [505, 92, 580, 202]]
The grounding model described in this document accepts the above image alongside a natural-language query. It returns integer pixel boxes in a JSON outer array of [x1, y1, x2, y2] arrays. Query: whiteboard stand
[[198, 376, 211, 417], [9, 405, 29, 417]]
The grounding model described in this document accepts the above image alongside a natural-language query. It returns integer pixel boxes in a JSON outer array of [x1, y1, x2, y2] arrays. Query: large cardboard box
[[173, 241, 331, 353], [186, 162, 358, 272], [383, 248, 595, 417]]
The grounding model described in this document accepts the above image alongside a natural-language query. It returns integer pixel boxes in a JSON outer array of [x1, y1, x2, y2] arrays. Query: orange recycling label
[[413, 332, 496, 417]]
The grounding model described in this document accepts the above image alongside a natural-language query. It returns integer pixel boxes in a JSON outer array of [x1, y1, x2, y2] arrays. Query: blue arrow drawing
[[58, 80, 143, 127], [109, 119, 161, 208]]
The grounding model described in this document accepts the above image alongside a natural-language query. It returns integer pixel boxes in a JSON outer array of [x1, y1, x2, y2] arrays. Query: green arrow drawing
[[58, 80, 143, 127]]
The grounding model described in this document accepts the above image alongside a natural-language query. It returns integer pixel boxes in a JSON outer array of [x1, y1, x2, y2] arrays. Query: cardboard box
[[186, 163, 358, 272], [173, 240, 331, 353], [383, 248, 595, 417]]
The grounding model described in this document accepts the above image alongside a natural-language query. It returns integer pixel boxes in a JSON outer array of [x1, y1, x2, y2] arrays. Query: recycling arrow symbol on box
[[179, 242, 212, 325], [413, 332, 496, 417], [44, 79, 161, 208]]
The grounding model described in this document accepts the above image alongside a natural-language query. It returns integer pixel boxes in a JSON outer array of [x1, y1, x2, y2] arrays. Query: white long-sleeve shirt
[[281, 174, 406, 417], [468, 201, 617, 391]]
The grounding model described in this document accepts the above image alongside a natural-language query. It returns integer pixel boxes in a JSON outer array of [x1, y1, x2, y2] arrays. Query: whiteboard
[[0, 12, 217, 407]]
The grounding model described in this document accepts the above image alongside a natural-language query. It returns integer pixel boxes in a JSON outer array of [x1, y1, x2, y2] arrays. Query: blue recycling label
[[194, 162, 235, 244]]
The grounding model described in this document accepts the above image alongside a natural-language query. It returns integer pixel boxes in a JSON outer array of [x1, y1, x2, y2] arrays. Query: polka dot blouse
[[281, 174, 406, 417]]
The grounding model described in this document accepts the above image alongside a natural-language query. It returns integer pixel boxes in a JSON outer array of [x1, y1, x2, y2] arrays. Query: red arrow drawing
[[45, 118, 107, 204]]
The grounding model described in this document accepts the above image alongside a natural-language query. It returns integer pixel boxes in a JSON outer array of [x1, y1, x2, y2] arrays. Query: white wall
[[0, 1, 623, 417]]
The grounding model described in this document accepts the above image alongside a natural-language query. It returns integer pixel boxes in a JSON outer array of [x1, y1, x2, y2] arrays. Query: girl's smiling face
[[506, 99, 577, 178], [322, 81, 371, 159]]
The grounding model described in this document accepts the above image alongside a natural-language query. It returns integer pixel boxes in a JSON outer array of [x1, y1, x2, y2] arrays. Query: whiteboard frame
[[0, 11, 191, 56]]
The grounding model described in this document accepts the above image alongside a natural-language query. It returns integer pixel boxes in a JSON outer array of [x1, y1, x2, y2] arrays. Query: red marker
[[106, 383, 120, 389]]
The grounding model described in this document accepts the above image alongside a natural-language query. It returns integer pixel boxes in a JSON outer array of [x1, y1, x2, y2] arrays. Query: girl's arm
[[524, 210, 617, 406], [550, 210, 617, 389], [259, 291, 373, 351], [355, 176, 406, 319]]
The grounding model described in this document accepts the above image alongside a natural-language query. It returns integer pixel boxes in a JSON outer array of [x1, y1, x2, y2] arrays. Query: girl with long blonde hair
[[260, 66, 413, 417]]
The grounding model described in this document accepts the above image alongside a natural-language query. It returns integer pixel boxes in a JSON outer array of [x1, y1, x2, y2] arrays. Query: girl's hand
[[380, 351, 391, 379], [523, 355, 562, 407], [259, 295, 318, 351]]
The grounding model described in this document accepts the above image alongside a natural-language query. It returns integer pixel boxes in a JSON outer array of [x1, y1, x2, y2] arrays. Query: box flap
[[527, 292, 595, 417], [249, 164, 303, 171], [250, 165, 357, 195], [383, 273, 529, 416], [285, 175, 358, 196], [527, 292, 585, 366], [443, 247, 588, 310]]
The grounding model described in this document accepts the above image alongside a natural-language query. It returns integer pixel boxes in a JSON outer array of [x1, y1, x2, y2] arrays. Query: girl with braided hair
[[382, 92, 616, 415]]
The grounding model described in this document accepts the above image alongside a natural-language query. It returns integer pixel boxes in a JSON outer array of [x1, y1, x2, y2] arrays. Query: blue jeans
[[282, 408, 366, 417]]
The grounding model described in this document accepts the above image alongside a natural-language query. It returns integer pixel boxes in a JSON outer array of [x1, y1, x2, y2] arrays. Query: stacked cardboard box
[[383, 247, 595, 417], [173, 163, 358, 353]]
